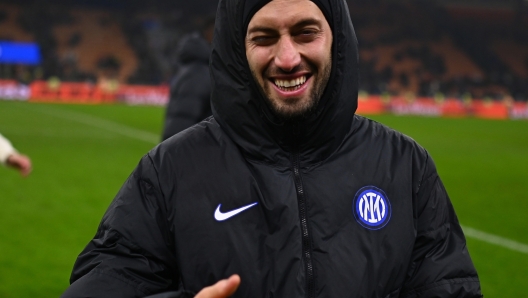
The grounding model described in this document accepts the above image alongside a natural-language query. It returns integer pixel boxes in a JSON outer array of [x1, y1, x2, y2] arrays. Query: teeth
[[275, 76, 306, 89]]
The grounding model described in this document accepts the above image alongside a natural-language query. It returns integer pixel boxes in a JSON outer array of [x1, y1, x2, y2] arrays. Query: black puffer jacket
[[161, 32, 212, 141], [63, 0, 482, 297]]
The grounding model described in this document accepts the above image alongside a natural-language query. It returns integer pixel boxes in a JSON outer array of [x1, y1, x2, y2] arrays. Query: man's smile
[[274, 75, 307, 90], [269, 74, 312, 96]]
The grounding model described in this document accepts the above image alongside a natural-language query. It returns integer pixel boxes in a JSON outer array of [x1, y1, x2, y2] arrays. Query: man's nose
[[274, 37, 301, 72]]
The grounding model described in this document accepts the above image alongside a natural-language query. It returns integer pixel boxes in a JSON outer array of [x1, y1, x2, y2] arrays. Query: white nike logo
[[214, 202, 258, 221]]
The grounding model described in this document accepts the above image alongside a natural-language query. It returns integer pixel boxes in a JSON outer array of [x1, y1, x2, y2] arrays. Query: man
[[63, 0, 482, 297], [161, 16, 215, 141], [0, 133, 32, 177]]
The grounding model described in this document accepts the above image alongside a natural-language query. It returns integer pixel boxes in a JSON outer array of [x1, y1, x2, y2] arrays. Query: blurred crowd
[[0, 0, 527, 101], [353, 0, 528, 101]]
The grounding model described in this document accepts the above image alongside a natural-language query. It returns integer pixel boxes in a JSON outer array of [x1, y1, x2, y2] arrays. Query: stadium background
[[0, 0, 527, 296]]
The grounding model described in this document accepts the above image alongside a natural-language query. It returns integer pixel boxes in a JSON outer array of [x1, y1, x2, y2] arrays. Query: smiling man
[[62, 0, 482, 297], [245, 0, 332, 119]]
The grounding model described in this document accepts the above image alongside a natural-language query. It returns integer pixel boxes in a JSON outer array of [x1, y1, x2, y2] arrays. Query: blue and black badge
[[353, 186, 391, 230]]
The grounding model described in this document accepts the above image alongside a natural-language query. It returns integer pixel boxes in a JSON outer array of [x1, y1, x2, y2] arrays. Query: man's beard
[[251, 60, 331, 122]]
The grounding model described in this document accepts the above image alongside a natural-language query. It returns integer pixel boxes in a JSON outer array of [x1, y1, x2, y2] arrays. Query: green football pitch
[[0, 100, 527, 297]]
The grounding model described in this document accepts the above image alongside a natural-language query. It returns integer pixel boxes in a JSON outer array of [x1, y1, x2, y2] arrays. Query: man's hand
[[195, 275, 241, 298], [6, 153, 32, 177]]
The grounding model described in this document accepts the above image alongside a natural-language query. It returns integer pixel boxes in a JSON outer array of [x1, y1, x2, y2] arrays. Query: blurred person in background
[[0, 133, 32, 177], [62, 0, 481, 297], [161, 15, 215, 141]]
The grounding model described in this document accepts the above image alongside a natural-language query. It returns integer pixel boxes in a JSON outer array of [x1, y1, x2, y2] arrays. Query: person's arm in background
[[0, 133, 32, 177], [161, 65, 211, 141]]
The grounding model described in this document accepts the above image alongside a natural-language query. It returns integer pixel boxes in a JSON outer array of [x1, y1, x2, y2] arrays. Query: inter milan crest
[[353, 186, 391, 230]]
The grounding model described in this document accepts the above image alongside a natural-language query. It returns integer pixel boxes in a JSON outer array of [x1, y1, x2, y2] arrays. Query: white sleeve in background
[[0, 133, 16, 165]]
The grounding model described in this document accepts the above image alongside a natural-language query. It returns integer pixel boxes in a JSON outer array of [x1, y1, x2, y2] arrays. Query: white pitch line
[[25, 105, 160, 144], [22, 104, 528, 255], [461, 225, 528, 254]]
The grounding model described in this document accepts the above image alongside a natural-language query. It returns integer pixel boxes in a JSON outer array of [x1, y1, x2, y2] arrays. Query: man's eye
[[300, 29, 316, 36], [252, 36, 275, 45], [296, 30, 318, 42], [253, 36, 268, 42]]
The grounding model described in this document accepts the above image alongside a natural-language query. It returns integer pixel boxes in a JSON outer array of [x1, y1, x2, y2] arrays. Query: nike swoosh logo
[[214, 202, 258, 221]]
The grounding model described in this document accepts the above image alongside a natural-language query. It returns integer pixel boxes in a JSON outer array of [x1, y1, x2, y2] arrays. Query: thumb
[[195, 274, 241, 298]]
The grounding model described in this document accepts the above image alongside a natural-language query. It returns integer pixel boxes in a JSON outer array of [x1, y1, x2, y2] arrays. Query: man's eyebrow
[[247, 26, 276, 35], [292, 18, 323, 29], [247, 18, 323, 35]]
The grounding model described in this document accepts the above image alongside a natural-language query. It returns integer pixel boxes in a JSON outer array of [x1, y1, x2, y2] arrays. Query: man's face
[[245, 0, 332, 119]]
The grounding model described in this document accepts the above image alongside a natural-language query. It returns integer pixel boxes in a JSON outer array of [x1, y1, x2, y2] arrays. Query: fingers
[[195, 274, 241, 298], [6, 154, 32, 177]]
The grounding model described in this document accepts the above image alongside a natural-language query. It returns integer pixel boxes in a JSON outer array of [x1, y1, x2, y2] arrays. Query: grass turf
[[0, 100, 527, 296]]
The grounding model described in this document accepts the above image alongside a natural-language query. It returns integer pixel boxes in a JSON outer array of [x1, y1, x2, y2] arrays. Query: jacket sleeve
[[62, 154, 194, 298], [0, 133, 16, 165], [162, 65, 211, 141], [400, 153, 482, 298]]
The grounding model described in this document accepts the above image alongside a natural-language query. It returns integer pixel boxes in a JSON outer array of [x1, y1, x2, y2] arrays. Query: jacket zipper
[[291, 147, 315, 298]]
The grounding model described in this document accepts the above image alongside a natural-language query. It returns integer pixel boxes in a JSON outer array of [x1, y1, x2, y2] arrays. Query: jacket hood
[[211, 0, 358, 166], [177, 32, 211, 64]]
